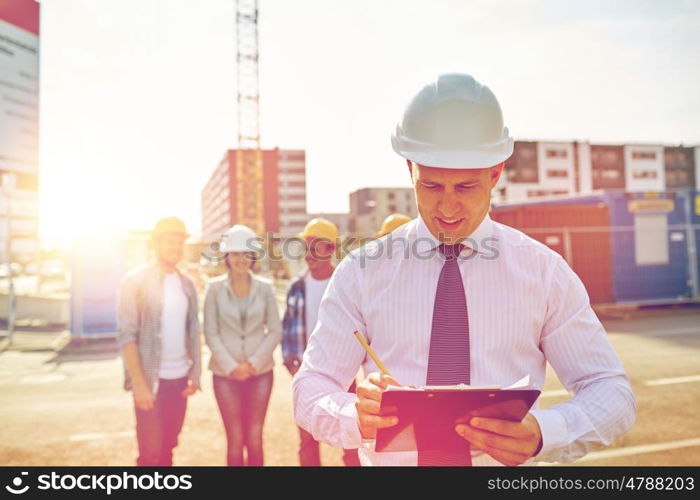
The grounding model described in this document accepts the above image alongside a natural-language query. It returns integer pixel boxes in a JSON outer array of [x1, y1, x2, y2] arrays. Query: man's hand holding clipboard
[[456, 412, 543, 466], [353, 330, 544, 466]]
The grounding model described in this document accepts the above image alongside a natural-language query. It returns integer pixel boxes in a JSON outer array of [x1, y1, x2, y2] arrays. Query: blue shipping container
[[70, 236, 127, 337]]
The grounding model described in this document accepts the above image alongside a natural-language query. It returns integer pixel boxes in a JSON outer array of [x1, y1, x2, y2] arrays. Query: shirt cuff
[[529, 408, 568, 462], [361, 437, 377, 455], [116, 332, 137, 349], [338, 393, 363, 449]]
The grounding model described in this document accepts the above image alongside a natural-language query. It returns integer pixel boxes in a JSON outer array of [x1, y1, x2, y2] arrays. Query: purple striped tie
[[418, 243, 472, 466]]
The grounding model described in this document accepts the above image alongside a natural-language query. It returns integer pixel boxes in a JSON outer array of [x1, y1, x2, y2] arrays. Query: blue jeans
[[213, 371, 273, 466], [134, 377, 188, 466]]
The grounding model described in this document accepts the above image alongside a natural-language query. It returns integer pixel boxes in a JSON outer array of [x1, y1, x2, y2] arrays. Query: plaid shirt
[[116, 261, 201, 394], [282, 273, 307, 371]]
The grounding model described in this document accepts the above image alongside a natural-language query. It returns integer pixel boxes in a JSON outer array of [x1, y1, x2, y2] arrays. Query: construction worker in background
[[375, 213, 412, 238], [116, 217, 201, 466], [203, 224, 282, 466], [293, 73, 635, 466], [282, 218, 360, 466]]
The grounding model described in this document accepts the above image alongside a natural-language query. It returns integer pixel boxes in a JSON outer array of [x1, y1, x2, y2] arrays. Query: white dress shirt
[[292, 213, 636, 466]]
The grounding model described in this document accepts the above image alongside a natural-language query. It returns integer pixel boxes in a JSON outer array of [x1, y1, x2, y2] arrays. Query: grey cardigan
[[203, 273, 282, 376]]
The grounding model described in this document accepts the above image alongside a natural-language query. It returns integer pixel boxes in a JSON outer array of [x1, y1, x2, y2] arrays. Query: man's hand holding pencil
[[355, 372, 401, 439], [353, 330, 402, 439]]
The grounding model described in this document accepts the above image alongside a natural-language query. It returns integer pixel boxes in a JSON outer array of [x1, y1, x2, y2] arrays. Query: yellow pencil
[[353, 330, 394, 378]]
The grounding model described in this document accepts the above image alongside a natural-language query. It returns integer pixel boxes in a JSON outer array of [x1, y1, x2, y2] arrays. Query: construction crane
[[235, 0, 264, 234], [235, 0, 290, 279]]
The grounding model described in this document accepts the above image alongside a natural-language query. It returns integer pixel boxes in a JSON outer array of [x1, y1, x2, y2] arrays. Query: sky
[[37, 0, 700, 245]]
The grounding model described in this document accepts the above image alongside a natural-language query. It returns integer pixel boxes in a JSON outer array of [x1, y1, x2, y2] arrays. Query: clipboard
[[375, 386, 541, 453]]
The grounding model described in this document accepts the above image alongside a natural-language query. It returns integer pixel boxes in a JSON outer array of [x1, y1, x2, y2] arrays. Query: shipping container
[[691, 190, 700, 299], [491, 197, 613, 304], [491, 188, 699, 305], [70, 236, 127, 337], [606, 191, 691, 302]]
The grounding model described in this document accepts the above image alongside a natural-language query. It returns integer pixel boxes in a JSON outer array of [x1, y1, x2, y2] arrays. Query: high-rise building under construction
[[201, 148, 307, 240]]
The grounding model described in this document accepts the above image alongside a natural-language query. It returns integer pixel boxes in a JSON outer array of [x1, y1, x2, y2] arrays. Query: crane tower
[[235, 0, 264, 233]]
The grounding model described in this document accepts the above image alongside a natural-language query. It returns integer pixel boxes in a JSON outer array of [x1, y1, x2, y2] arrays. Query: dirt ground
[[1, 307, 699, 466]]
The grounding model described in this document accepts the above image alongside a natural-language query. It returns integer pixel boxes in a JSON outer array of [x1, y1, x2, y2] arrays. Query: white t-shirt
[[304, 275, 331, 334], [159, 272, 191, 379]]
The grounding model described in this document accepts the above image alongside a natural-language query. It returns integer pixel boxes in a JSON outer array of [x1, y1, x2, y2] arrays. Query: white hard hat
[[218, 224, 262, 253], [391, 73, 513, 169]]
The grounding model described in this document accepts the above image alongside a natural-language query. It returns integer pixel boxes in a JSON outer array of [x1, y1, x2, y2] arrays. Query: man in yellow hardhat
[[375, 213, 412, 238], [117, 217, 201, 466], [282, 218, 359, 466]]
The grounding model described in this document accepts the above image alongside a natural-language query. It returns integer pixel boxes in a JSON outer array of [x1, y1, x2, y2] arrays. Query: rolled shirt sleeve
[[292, 256, 367, 450], [116, 274, 139, 349], [531, 256, 637, 463]]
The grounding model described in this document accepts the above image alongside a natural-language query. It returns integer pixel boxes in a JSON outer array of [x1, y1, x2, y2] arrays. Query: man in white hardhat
[[293, 73, 636, 466]]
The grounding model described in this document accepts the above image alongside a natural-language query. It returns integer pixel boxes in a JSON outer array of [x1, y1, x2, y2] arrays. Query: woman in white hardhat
[[202, 224, 282, 466]]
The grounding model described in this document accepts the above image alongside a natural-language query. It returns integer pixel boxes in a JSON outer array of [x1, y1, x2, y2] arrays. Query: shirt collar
[[146, 260, 197, 304], [414, 212, 495, 256], [148, 259, 181, 278]]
